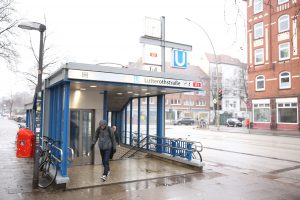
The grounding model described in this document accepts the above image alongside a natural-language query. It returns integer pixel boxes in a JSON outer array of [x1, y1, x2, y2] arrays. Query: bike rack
[[39, 136, 75, 163], [51, 144, 63, 163]]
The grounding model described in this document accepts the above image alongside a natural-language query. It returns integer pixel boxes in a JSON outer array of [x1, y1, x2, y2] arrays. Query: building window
[[256, 75, 265, 91], [196, 100, 206, 106], [171, 99, 181, 105], [141, 98, 154, 104], [233, 101, 237, 108], [254, 48, 264, 65], [253, 103, 271, 122], [278, 0, 289, 5], [279, 42, 290, 61], [277, 102, 298, 123], [254, 22, 263, 39], [184, 100, 194, 106], [225, 100, 229, 108], [278, 15, 289, 33], [279, 71, 291, 89], [254, 0, 263, 14]]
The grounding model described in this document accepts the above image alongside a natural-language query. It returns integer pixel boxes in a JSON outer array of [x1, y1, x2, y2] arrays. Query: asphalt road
[[1, 118, 300, 199], [166, 125, 300, 187]]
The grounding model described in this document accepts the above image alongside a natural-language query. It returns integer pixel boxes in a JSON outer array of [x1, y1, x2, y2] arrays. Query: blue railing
[[148, 136, 203, 161]]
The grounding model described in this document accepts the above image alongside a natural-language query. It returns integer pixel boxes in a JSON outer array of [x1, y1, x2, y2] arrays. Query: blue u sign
[[172, 49, 188, 69]]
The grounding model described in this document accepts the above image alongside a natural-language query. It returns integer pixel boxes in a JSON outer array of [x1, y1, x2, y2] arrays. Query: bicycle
[[38, 136, 58, 188]]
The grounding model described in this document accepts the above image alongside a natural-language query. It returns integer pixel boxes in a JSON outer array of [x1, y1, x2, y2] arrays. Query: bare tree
[[2, 92, 14, 117], [0, 0, 18, 66], [239, 64, 248, 106], [223, 0, 247, 49], [17, 17, 61, 88]]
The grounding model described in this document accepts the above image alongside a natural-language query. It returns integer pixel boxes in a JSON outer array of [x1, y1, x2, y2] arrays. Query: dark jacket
[[92, 126, 116, 150], [114, 130, 120, 145]]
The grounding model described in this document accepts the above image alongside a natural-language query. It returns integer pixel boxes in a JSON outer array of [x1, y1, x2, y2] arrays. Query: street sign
[[213, 98, 217, 104], [172, 49, 188, 68]]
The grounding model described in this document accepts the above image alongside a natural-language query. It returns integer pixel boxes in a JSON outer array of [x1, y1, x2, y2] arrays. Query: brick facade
[[247, 0, 300, 131]]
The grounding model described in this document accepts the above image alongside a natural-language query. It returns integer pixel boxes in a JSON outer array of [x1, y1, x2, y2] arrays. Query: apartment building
[[205, 54, 247, 124], [247, 0, 300, 130]]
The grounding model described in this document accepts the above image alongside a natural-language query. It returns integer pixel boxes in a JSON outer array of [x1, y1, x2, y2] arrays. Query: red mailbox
[[16, 128, 35, 158]]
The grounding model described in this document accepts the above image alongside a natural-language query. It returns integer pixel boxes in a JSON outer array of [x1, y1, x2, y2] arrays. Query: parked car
[[173, 118, 195, 125], [226, 118, 242, 127]]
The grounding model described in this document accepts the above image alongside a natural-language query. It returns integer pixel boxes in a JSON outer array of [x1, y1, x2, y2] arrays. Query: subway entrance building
[[30, 62, 204, 187]]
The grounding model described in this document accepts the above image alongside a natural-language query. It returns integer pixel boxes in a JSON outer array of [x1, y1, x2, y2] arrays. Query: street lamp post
[[18, 21, 46, 189], [185, 18, 220, 130]]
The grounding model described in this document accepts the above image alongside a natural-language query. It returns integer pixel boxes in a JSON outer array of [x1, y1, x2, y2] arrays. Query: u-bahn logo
[[172, 49, 188, 69]]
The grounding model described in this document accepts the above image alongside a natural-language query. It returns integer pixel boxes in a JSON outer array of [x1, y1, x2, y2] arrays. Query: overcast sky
[[0, 0, 246, 98]]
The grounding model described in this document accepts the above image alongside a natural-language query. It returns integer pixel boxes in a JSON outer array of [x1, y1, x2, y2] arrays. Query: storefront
[[252, 97, 299, 130]]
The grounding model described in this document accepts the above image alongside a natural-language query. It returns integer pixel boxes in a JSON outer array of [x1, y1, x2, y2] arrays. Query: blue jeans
[[100, 149, 111, 176]]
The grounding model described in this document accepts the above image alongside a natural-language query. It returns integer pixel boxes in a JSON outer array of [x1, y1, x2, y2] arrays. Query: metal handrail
[[51, 143, 63, 163], [120, 136, 149, 159], [39, 136, 63, 163], [120, 133, 203, 162], [68, 147, 74, 161], [147, 135, 203, 162], [148, 135, 203, 153]]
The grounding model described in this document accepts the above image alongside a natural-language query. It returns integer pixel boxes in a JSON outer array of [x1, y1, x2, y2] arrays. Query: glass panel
[[82, 111, 92, 157], [254, 0, 262, 13], [278, 108, 297, 123], [279, 15, 289, 32], [70, 111, 80, 157], [140, 98, 147, 143], [278, 103, 283, 107], [257, 80, 264, 89], [281, 77, 290, 88], [126, 103, 131, 144], [279, 43, 290, 60], [132, 98, 139, 145], [254, 108, 271, 122], [292, 103, 297, 107], [149, 97, 157, 136], [255, 49, 264, 64], [122, 108, 125, 143], [254, 22, 263, 39], [107, 112, 112, 126]]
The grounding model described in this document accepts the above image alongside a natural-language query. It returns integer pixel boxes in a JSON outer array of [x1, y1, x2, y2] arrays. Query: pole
[[185, 18, 220, 130], [32, 29, 45, 189], [161, 16, 165, 72], [160, 16, 166, 137]]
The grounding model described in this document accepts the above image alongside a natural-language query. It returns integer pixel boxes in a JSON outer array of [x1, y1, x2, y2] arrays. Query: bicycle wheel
[[38, 157, 58, 188]]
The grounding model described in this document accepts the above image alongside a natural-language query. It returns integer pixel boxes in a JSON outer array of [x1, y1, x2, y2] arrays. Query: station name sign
[[68, 70, 202, 89]]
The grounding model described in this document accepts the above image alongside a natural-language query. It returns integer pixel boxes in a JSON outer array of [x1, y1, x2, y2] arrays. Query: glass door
[[70, 109, 95, 166]]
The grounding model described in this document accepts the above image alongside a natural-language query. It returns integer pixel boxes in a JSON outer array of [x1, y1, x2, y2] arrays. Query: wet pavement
[[68, 157, 198, 189], [1, 118, 300, 200]]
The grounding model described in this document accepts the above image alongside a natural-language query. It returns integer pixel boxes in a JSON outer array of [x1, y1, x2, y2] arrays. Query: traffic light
[[218, 89, 223, 101]]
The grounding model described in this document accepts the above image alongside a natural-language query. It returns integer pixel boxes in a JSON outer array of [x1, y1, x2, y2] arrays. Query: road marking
[[204, 147, 300, 164], [269, 165, 300, 174]]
